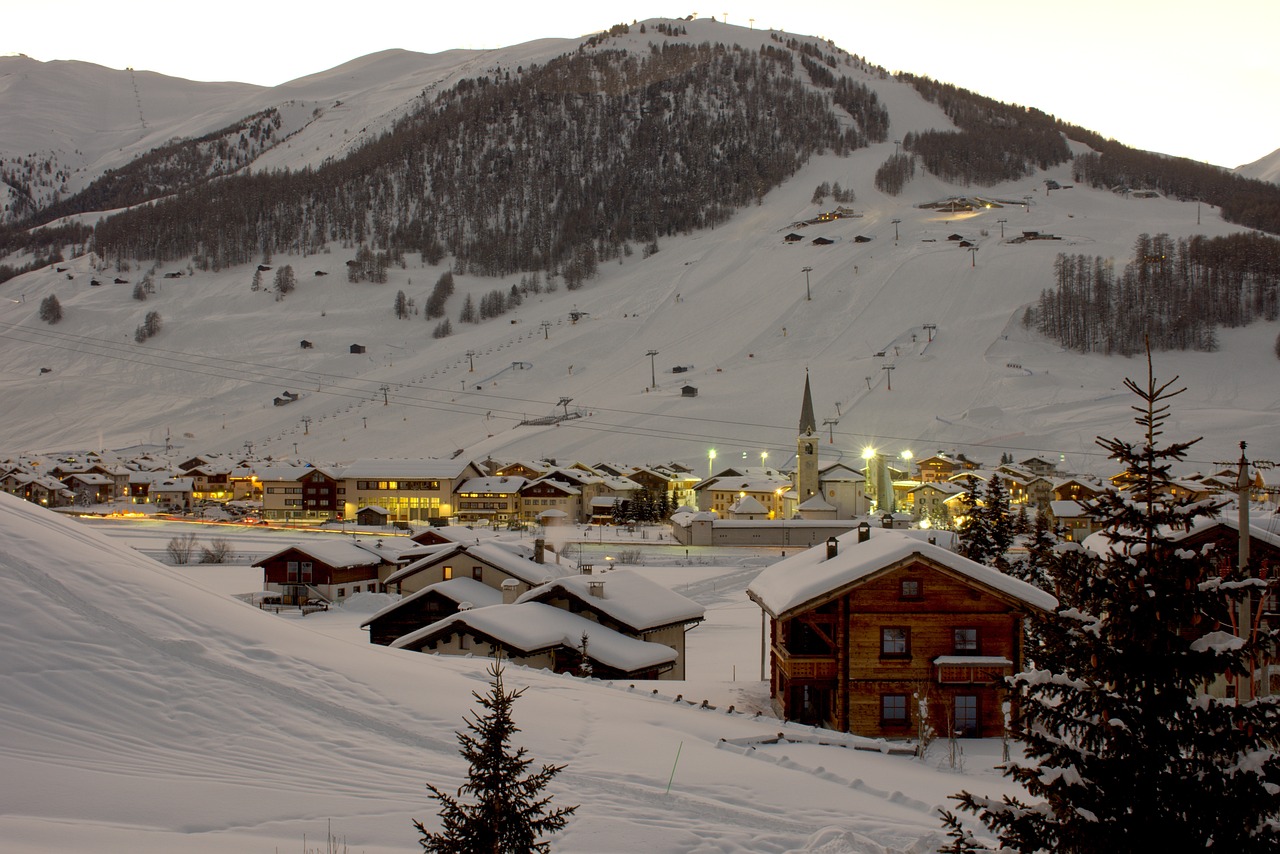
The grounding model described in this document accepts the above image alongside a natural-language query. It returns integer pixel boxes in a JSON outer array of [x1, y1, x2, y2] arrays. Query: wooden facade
[[759, 550, 1046, 740]]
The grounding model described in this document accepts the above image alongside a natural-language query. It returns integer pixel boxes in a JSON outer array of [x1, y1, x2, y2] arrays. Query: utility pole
[[882, 364, 895, 391], [968, 247, 978, 268], [646, 349, 659, 389], [996, 218, 1007, 238], [801, 266, 813, 301], [891, 218, 901, 241]]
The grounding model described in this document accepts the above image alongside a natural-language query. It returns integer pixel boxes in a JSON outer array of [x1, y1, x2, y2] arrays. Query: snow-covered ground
[[2, 497, 1027, 853]]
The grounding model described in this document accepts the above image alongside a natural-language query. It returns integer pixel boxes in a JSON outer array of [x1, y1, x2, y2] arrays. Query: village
[[5, 375, 1276, 745]]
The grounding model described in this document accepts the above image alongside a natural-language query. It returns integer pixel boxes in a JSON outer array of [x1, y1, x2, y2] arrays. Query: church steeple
[[797, 371, 819, 503], [799, 371, 817, 437]]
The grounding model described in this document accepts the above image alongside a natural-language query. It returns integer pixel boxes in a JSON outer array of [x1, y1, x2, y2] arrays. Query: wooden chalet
[[389, 602, 680, 680], [383, 541, 562, 597], [515, 568, 704, 679], [747, 527, 1056, 740], [254, 540, 394, 606], [362, 576, 503, 645]]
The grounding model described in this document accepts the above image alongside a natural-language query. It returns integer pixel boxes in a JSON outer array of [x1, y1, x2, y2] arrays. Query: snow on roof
[[251, 464, 316, 482], [729, 495, 768, 514], [385, 542, 563, 587], [797, 494, 836, 511], [458, 476, 526, 494], [255, 539, 385, 569], [336, 459, 474, 479], [747, 528, 1057, 619], [515, 568, 704, 631], [391, 602, 678, 673], [360, 576, 503, 626]]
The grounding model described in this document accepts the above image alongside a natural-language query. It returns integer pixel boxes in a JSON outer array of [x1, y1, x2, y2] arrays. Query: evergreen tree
[[39, 294, 62, 324], [394, 289, 410, 319], [1010, 506, 1057, 592], [944, 352, 1280, 850], [414, 659, 577, 853], [459, 294, 477, 324], [273, 264, 295, 299]]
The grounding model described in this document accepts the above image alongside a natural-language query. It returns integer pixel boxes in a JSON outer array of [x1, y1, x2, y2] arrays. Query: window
[[458, 634, 470, 650], [300, 562, 313, 583], [472, 566, 483, 581], [442, 565, 453, 580], [286, 560, 298, 582], [880, 627, 910, 658], [881, 694, 909, 726], [900, 579, 921, 599], [953, 628, 979, 654], [955, 695, 979, 736]]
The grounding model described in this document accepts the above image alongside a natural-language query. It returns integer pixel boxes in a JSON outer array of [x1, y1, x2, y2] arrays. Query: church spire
[[799, 371, 817, 437]]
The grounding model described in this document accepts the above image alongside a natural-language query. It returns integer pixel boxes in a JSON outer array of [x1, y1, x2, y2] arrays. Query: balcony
[[934, 655, 1013, 685], [772, 645, 838, 680]]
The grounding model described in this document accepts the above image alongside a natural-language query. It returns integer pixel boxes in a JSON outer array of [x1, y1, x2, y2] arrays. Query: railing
[[772, 646, 838, 679]]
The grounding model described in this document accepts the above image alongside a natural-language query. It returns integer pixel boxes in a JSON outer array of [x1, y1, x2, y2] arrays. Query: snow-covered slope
[[0, 490, 1024, 853], [1239, 147, 1280, 185], [0, 21, 1272, 475]]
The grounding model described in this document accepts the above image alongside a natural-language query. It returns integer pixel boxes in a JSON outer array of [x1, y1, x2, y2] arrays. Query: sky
[[3, 1, 1277, 169]]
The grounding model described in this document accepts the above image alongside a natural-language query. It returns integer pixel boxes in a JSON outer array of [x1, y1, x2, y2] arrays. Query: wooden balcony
[[772, 646, 838, 680], [934, 655, 1013, 685]]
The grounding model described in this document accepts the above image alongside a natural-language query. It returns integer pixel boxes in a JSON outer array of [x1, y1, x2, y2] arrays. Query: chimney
[[580, 563, 593, 575], [501, 578, 520, 605], [587, 580, 605, 599], [928, 535, 936, 545], [534, 537, 545, 564], [857, 522, 871, 543], [826, 536, 839, 560]]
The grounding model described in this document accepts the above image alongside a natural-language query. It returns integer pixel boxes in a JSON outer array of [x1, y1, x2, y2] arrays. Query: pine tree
[[1010, 506, 1056, 592], [944, 351, 1280, 851], [394, 289, 410, 319], [39, 294, 62, 324], [414, 659, 577, 853]]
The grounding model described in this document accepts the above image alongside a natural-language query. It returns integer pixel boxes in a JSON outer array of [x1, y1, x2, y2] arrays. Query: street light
[[708, 448, 717, 477], [760, 450, 768, 470], [801, 266, 813, 301]]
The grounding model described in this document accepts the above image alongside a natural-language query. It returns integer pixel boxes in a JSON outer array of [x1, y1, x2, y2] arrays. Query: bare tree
[[166, 533, 198, 564]]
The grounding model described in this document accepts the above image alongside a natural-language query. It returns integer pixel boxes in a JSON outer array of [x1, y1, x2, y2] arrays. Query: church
[[670, 374, 877, 546]]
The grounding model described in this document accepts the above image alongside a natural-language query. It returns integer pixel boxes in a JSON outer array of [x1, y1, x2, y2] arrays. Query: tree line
[[1025, 232, 1280, 355], [90, 40, 872, 287]]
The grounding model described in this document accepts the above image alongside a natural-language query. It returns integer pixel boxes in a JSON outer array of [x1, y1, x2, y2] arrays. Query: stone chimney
[[501, 578, 520, 605], [534, 537, 545, 564], [587, 579, 605, 599]]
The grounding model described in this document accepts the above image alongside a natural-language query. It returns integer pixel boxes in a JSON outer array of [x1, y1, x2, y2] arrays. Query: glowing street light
[[708, 448, 717, 477], [760, 450, 768, 469]]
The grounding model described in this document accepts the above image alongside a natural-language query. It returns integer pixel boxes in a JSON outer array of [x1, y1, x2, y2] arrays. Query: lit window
[[442, 566, 453, 580]]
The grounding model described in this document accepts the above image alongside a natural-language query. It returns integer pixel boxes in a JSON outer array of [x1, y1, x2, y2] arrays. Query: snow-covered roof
[[385, 542, 563, 587], [458, 476, 526, 494], [337, 459, 474, 480], [515, 568, 704, 632], [747, 528, 1057, 619], [254, 539, 386, 569], [729, 495, 768, 514], [390, 602, 677, 673], [360, 576, 503, 626], [797, 494, 836, 511]]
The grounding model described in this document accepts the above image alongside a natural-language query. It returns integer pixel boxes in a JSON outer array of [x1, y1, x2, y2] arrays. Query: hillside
[[0, 19, 1276, 476]]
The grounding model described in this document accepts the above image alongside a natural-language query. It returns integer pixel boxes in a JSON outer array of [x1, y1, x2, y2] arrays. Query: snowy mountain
[[2, 19, 1278, 478], [1239, 147, 1280, 185]]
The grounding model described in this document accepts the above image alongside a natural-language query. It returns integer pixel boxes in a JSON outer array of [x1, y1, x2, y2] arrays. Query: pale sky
[[4, 1, 1277, 169]]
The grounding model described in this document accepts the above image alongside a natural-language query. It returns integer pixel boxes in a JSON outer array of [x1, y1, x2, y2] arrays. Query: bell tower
[[797, 372, 819, 503]]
